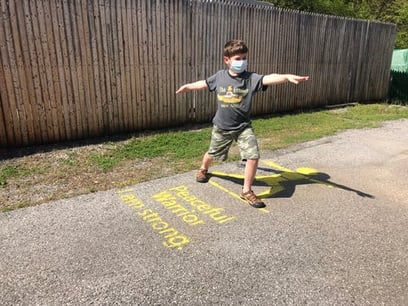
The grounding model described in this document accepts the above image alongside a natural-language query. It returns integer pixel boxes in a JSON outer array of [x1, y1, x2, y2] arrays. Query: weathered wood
[[0, 0, 397, 147]]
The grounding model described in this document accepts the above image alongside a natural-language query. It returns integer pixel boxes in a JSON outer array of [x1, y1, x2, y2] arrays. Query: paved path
[[1, 120, 407, 305]]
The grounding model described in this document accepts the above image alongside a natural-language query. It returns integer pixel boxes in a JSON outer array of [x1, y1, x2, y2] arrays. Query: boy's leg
[[242, 158, 258, 193], [241, 158, 265, 208], [237, 127, 265, 208], [200, 152, 213, 170], [196, 125, 231, 183], [196, 152, 212, 183], [196, 152, 213, 183], [237, 126, 260, 192]]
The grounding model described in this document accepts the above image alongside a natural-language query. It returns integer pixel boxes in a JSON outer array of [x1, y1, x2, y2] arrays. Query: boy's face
[[224, 53, 248, 75]]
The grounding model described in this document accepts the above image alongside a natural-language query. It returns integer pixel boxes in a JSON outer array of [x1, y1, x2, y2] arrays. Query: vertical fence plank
[[55, 0, 75, 140], [122, 0, 133, 129], [37, 0, 61, 141], [8, 1, 32, 145], [101, 0, 113, 132], [64, 0, 83, 139], [153, 0, 163, 127], [139, 0, 149, 128], [109, 0, 121, 132], [164, 0, 174, 125], [130, 0, 142, 129], [97, 0, 110, 133], [79, 0, 98, 136], [1, 0, 22, 145], [46, 0, 67, 141], [0, 1, 15, 146], [118, 0, 127, 132], [88, 0, 104, 135]]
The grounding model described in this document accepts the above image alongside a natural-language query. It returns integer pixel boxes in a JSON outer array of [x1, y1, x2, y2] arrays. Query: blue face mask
[[230, 59, 248, 73]]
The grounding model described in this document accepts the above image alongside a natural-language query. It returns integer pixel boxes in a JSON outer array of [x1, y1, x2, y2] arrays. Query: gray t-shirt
[[206, 70, 266, 130]]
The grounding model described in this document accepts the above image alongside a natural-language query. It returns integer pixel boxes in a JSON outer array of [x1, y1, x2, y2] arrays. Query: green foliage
[[392, 0, 408, 48], [265, 0, 408, 48]]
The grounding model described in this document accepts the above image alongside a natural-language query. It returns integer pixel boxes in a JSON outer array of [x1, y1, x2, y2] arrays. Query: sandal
[[240, 190, 266, 208], [196, 168, 210, 183]]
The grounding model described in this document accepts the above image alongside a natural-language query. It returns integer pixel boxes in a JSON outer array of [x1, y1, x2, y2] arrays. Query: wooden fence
[[0, 0, 396, 147]]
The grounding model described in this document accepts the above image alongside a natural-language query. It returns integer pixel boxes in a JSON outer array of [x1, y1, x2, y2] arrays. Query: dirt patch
[[0, 139, 177, 212]]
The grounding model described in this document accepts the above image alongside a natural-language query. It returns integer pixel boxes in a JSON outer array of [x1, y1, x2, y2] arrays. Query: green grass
[[253, 103, 408, 150], [2, 102, 408, 212], [0, 165, 33, 187], [89, 129, 212, 171], [89, 103, 408, 171]]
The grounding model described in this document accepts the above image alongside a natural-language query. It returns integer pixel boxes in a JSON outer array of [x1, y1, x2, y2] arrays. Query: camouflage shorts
[[208, 125, 260, 161]]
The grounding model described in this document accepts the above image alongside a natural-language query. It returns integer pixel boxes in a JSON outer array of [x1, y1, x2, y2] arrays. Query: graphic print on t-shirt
[[217, 85, 249, 104]]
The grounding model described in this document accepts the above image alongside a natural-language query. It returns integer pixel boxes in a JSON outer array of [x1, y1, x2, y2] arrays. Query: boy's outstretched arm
[[176, 80, 208, 94], [262, 74, 309, 86]]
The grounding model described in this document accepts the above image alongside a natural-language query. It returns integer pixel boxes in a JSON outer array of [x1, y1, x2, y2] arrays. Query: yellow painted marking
[[261, 160, 292, 172], [256, 185, 285, 198], [295, 167, 318, 175], [211, 171, 244, 179], [116, 190, 190, 250], [209, 180, 270, 214], [209, 159, 366, 212], [211, 160, 339, 206], [261, 160, 338, 189], [153, 186, 236, 225]]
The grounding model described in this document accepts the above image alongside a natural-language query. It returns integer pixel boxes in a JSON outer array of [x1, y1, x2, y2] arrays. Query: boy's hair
[[223, 40, 248, 57]]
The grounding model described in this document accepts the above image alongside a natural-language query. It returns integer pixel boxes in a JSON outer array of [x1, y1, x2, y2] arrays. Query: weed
[[0, 165, 32, 187]]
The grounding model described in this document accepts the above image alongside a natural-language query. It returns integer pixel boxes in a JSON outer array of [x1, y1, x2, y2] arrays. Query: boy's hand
[[263, 74, 309, 86], [287, 75, 309, 84], [175, 85, 190, 94], [176, 80, 208, 94]]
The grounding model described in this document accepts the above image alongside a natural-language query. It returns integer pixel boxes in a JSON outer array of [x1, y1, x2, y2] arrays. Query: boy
[[176, 40, 309, 208]]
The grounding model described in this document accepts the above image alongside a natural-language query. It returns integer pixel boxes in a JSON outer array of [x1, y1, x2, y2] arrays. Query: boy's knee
[[208, 151, 228, 161], [246, 158, 259, 164], [241, 150, 260, 160]]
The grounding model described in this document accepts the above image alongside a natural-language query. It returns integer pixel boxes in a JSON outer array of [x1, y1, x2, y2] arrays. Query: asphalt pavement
[[1, 119, 407, 305]]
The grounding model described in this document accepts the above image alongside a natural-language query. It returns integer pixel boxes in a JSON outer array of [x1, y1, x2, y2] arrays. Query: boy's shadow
[[210, 163, 375, 199]]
